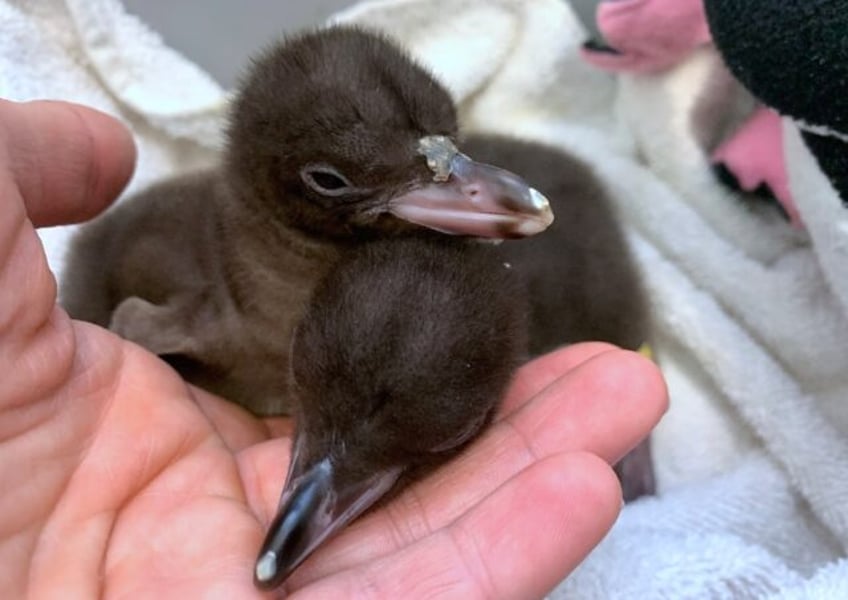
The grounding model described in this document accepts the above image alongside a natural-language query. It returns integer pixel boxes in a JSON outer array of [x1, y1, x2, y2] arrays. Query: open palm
[[0, 100, 666, 599]]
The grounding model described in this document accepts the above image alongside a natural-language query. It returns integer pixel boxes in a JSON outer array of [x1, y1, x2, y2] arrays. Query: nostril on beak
[[465, 185, 482, 201]]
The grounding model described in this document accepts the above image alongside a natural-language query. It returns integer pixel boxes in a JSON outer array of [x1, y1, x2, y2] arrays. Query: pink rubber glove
[[712, 107, 801, 228], [582, 0, 712, 73]]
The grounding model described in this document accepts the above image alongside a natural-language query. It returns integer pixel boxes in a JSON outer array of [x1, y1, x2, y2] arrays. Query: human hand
[[0, 99, 667, 599]]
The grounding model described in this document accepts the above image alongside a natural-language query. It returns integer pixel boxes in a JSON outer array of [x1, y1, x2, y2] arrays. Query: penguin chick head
[[226, 26, 552, 240], [253, 237, 527, 589]]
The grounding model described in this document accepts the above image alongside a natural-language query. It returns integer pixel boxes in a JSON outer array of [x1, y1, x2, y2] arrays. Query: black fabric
[[704, 0, 848, 205], [711, 163, 790, 219], [704, 0, 848, 133], [802, 132, 848, 206]]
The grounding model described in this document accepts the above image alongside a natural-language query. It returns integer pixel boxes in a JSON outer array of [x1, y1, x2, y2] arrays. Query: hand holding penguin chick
[[60, 26, 553, 416], [0, 99, 670, 598], [58, 23, 655, 586]]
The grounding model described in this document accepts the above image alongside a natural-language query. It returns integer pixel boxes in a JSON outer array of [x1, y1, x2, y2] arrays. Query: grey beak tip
[[255, 551, 278, 586], [514, 188, 553, 236], [530, 187, 551, 213], [252, 457, 402, 591]]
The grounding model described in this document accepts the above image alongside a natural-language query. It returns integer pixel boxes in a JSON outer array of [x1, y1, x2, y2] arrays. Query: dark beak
[[582, 38, 623, 55], [389, 138, 554, 239], [254, 438, 403, 590]]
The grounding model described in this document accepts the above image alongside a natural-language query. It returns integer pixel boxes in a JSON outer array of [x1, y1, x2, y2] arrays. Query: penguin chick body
[[463, 134, 649, 353], [60, 27, 551, 415], [254, 235, 527, 588], [463, 134, 655, 500]]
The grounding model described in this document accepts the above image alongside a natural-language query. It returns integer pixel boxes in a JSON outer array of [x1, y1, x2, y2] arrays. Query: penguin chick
[[60, 26, 552, 415], [462, 134, 655, 500], [253, 235, 527, 589], [255, 137, 653, 588], [463, 134, 649, 353]]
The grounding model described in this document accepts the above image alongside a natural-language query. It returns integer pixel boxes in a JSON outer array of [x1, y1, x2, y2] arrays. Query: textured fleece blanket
[[6, 0, 847, 597]]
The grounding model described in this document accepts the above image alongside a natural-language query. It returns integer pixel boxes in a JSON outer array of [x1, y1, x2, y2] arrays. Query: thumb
[[0, 99, 136, 227]]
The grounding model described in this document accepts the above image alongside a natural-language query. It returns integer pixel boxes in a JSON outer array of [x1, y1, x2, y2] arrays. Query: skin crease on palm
[[0, 99, 667, 599]]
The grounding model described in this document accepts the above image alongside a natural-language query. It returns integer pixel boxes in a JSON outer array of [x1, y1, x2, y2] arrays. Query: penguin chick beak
[[388, 135, 554, 239], [254, 445, 403, 590]]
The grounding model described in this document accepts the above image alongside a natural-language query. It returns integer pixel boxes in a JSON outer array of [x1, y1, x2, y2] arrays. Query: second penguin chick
[[463, 134, 649, 354], [254, 235, 527, 589], [463, 134, 654, 500]]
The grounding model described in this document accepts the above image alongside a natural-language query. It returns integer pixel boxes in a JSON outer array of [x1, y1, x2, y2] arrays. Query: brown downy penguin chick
[[254, 235, 527, 589], [60, 26, 552, 415], [254, 137, 655, 588], [462, 134, 654, 501]]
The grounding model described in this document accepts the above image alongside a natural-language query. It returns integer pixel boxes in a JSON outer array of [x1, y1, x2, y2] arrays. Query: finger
[[505, 349, 667, 465], [286, 349, 666, 585], [499, 342, 621, 416], [0, 99, 135, 226], [0, 102, 135, 342], [240, 345, 621, 526], [292, 452, 620, 599], [237, 437, 295, 525], [190, 386, 291, 453]]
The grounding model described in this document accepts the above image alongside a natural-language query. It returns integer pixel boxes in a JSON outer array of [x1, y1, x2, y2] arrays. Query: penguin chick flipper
[[614, 438, 655, 501], [109, 296, 204, 356], [106, 295, 271, 411]]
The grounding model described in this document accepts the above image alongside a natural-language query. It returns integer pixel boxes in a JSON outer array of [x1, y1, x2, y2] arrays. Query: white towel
[[8, 0, 848, 596], [1, 0, 226, 276]]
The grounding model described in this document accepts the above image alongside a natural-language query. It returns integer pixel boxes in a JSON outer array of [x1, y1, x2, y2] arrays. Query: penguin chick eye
[[301, 165, 354, 196]]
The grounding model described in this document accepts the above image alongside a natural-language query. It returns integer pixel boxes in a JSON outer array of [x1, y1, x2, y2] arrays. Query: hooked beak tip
[[530, 187, 550, 213], [252, 451, 404, 591], [254, 551, 279, 587]]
